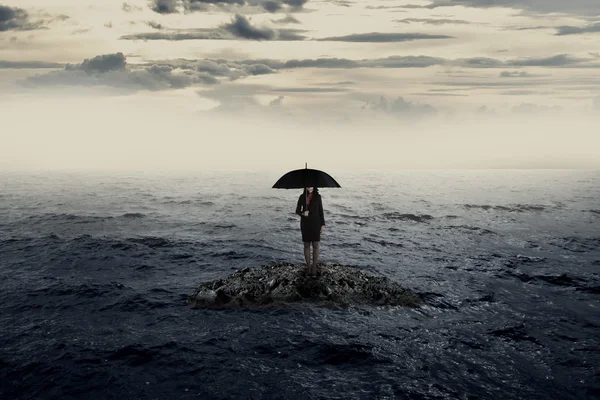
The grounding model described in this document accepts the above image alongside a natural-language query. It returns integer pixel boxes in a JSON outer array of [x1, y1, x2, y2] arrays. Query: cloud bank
[[0, 5, 47, 31], [147, 0, 308, 14], [121, 14, 306, 41], [21, 52, 276, 91]]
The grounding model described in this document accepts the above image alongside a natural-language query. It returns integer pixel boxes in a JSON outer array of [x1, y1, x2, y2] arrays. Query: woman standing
[[295, 186, 325, 277]]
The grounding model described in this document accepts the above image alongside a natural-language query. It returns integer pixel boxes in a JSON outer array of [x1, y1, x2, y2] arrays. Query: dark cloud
[[507, 54, 588, 67], [262, 1, 283, 12], [455, 54, 591, 68], [0, 60, 64, 69], [393, 4, 424, 9], [282, 0, 308, 8], [394, 18, 469, 25], [457, 57, 503, 68], [363, 55, 446, 68], [318, 32, 453, 42], [33, 50, 596, 95], [319, 80, 356, 86], [67, 52, 127, 74], [72, 28, 92, 35], [164, 53, 598, 72], [275, 30, 308, 40], [139, 58, 276, 81], [555, 22, 600, 35], [282, 56, 433, 69], [193, 59, 275, 79], [148, 0, 309, 14], [121, 30, 225, 40], [509, 25, 551, 31], [279, 58, 360, 68], [150, 0, 179, 14], [0, 5, 46, 31], [21, 52, 279, 91], [185, 0, 245, 11], [243, 63, 275, 75], [223, 14, 275, 40], [330, 0, 352, 7], [121, 15, 307, 41], [233, 53, 596, 70], [121, 28, 306, 41], [425, 0, 600, 16], [194, 59, 235, 76], [263, 55, 444, 69]]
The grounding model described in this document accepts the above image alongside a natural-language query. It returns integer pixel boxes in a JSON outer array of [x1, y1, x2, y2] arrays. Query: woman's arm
[[296, 195, 303, 216], [319, 195, 325, 226]]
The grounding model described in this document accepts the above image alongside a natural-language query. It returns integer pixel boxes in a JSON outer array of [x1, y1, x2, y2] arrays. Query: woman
[[295, 186, 325, 277]]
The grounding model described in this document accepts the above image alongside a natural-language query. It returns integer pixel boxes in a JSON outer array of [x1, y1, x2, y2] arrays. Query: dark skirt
[[300, 217, 321, 242]]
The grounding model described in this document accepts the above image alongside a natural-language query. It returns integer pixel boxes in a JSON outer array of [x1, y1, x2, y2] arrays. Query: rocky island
[[187, 262, 422, 309]]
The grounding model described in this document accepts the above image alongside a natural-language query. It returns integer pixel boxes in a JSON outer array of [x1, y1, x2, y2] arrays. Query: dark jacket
[[295, 190, 325, 227]]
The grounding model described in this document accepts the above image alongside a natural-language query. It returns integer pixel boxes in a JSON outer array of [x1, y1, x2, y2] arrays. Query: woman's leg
[[303, 241, 311, 272], [311, 241, 319, 275]]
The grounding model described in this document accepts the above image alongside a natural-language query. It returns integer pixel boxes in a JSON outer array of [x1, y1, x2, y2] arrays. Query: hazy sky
[[1, 0, 599, 170]]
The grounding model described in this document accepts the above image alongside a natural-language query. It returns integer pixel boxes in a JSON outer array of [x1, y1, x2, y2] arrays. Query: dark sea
[[1, 170, 599, 400]]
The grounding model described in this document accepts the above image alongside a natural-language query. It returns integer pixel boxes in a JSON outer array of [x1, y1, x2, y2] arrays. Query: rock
[[267, 278, 279, 291], [192, 289, 217, 306], [215, 287, 230, 305], [186, 262, 422, 309]]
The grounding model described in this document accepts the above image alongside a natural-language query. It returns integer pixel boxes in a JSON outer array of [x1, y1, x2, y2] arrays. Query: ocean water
[[0, 169, 599, 400]]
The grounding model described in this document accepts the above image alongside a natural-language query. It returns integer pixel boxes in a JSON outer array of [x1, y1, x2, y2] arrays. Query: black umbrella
[[272, 163, 341, 214]]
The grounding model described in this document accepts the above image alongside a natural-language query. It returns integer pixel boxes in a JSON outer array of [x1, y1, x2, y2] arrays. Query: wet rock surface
[[187, 262, 422, 308]]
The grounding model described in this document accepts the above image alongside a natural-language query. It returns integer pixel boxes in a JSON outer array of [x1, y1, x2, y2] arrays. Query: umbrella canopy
[[273, 163, 341, 214], [272, 164, 341, 189]]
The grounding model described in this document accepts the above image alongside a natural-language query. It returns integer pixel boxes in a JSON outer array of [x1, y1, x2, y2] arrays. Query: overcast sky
[[1, 0, 599, 170]]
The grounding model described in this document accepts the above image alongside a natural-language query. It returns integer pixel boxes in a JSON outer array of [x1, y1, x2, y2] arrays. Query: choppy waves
[[462, 203, 558, 212], [1, 171, 599, 399]]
